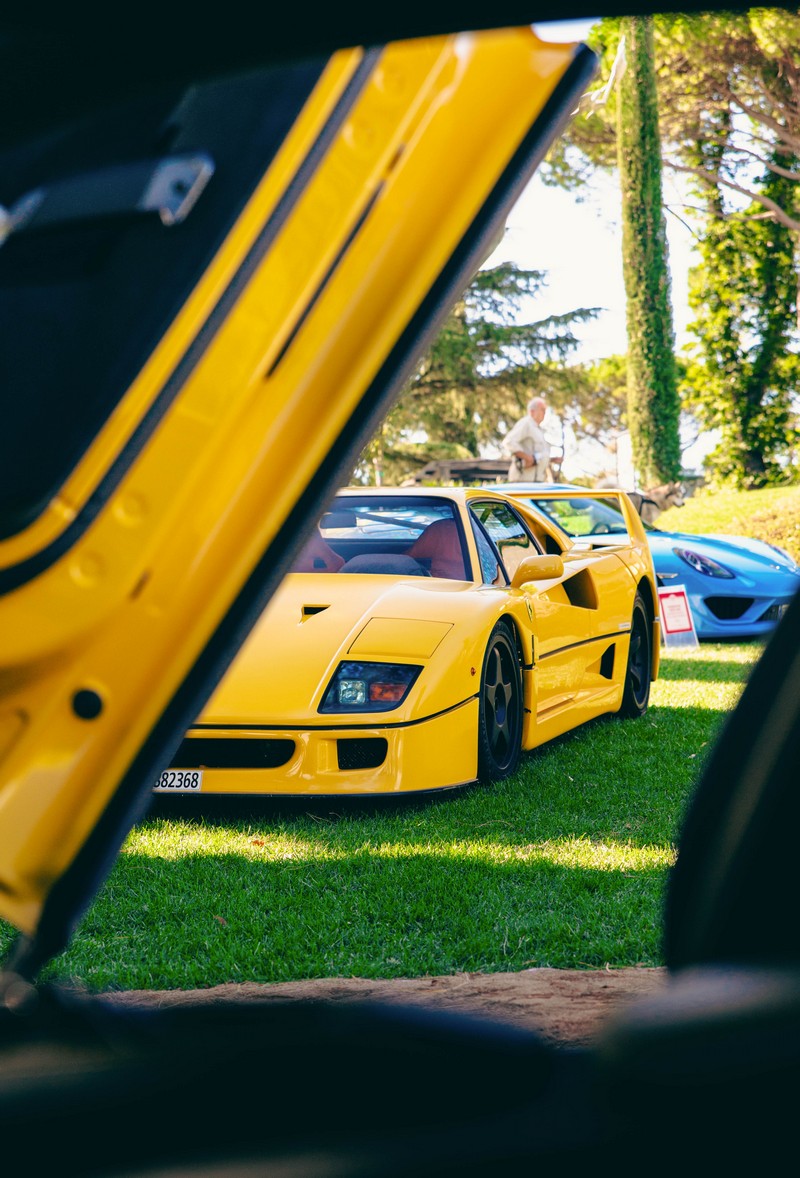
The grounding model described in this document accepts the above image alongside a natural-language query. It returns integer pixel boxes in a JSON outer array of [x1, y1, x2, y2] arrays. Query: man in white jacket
[[501, 396, 551, 481]]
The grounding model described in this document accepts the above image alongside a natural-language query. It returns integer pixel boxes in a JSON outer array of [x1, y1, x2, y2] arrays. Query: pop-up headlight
[[319, 662, 422, 713]]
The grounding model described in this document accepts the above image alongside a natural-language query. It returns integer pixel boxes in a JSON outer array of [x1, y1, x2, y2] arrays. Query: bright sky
[[485, 18, 698, 363], [481, 18, 704, 475]]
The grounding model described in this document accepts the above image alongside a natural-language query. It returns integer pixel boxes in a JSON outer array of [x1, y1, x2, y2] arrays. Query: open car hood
[[0, 26, 596, 978]]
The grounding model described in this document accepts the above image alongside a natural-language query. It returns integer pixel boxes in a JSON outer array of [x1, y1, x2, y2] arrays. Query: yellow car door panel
[[0, 28, 597, 972], [525, 551, 642, 735]]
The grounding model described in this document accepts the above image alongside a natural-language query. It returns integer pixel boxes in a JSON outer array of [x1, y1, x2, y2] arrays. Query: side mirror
[[511, 554, 564, 587]]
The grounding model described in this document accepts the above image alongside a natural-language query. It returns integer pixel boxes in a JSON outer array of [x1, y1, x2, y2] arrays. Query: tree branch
[[713, 141, 800, 182], [721, 85, 800, 153], [664, 203, 703, 241], [668, 161, 800, 233]]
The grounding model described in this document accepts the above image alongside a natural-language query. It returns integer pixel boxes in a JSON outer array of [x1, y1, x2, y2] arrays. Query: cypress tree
[[617, 15, 681, 485]]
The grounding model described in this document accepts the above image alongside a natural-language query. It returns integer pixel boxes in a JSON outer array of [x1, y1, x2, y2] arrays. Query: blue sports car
[[503, 484, 800, 640]]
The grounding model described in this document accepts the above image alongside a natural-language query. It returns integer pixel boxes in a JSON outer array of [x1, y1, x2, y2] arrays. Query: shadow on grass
[[146, 702, 731, 848], [29, 694, 739, 991], [147, 787, 467, 825], [49, 698, 739, 989]]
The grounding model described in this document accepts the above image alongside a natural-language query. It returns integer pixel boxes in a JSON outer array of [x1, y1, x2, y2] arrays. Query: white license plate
[[153, 769, 204, 792]]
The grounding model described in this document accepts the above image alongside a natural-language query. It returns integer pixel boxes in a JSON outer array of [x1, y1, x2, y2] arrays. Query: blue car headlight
[[673, 547, 735, 579], [319, 662, 422, 713]]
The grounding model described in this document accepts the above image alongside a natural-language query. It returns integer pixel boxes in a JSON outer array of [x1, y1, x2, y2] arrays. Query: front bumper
[[687, 589, 798, 639], [154, 698, 480, 796]]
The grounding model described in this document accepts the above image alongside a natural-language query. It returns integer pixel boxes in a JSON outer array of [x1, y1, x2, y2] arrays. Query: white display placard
[[658, 585, 699, 648]]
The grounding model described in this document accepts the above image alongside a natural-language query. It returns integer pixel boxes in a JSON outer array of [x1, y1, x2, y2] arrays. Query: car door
[[469, 498, 576, 722], [0, 27, 596, 973], [471, 498, 632, 740]]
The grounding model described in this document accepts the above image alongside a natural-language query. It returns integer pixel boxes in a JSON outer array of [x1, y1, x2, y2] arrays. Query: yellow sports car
[[155, 485, 659, 798]]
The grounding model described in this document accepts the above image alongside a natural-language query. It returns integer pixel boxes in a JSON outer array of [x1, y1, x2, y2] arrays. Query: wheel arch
[[497, 611, 526, 664], [634, 576, 659, 682], [495, 611, 537, 749]]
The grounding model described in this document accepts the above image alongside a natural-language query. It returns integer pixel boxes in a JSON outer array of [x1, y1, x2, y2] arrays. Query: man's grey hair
[[527, 396, 546, 412]]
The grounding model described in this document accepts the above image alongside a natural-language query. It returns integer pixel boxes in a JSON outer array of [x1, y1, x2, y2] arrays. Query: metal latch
[[0, 152, 215, 247]]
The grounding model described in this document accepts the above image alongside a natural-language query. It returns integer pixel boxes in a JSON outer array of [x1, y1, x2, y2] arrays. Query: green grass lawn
[[5, 642, 758, 992], [3, 484, 793, 991]]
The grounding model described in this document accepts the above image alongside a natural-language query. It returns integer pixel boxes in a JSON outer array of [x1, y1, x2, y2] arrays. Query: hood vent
[[301, 604, 330, 620]]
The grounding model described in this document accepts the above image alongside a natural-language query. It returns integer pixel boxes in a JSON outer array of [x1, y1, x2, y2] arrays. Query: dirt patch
[[107, 967, 666, 1047]]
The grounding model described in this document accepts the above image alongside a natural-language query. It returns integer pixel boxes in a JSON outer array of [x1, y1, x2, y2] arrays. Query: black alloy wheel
[[477, 621, 523, 782], [618, 592, 652, 719]]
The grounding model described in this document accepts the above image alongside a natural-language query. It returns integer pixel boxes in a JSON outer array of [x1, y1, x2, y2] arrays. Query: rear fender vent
[[172, 737, 295, 769], [563, 568, 598, 610], [337, 737, 388, 771]]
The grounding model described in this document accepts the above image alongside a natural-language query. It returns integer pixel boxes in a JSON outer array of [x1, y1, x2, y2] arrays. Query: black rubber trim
[[192, 694, 479, 732], [537, 628, 630, 662], [0, 49, 381, 596], [12, 45, 598, 980]]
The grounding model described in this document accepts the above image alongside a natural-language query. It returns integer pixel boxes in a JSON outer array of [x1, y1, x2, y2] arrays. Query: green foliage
[[656, 9, 800, 233], [540, 18, 622, 187], [545, 354, 628, 450], [683, 159, 800, 487], [547, 11, 800, 488], [355, 262, 598, 484], [617, 15, 682, 485], [552, 10, 800, 232], [655, 12, 800, 487]]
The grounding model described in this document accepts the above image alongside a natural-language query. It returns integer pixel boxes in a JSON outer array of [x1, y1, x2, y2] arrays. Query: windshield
[[522, 495, 653, 537], [291, 497, 470, 580]]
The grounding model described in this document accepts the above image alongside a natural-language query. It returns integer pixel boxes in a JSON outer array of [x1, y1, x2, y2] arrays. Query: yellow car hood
[[0, 27, 595, 975], [201, 574, 460, 723]]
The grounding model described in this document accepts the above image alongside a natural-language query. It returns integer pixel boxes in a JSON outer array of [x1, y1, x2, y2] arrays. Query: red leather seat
[[291, 532, 344, 572], [407, 519, 466, 580]]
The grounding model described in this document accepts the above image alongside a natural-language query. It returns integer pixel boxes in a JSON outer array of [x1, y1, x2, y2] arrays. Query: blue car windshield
[[525, 496, 653, 537]]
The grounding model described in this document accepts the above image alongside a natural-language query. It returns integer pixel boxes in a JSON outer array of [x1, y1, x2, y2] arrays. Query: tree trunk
[[617, 16, 681, 486]]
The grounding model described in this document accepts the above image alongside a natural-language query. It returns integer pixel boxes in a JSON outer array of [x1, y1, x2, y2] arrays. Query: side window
[[471, 517, 506, 586], [470, 502, 541, 582]]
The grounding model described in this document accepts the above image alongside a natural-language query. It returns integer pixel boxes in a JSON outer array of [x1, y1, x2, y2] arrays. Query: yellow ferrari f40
[[156, 486, 659, 798]]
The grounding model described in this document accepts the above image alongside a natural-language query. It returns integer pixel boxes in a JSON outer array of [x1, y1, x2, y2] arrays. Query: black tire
[[477, 621, 523, 782], [618, 592, 652, 719]]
